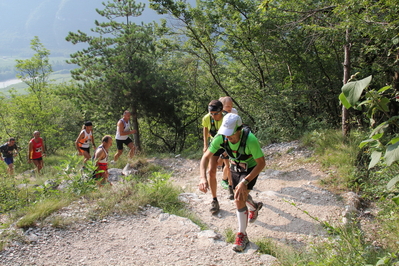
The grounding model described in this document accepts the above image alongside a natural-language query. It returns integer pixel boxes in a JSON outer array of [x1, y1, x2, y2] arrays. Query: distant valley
[[0, 0, 163, 57]]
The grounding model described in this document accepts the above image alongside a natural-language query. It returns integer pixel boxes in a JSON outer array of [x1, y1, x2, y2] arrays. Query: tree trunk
[[394, 50, 399, 91], [342, 28, 351, 136], [130, 105, 141, 152]]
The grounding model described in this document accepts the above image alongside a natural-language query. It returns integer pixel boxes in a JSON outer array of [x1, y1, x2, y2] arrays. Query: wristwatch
[[240, 178, 249, 185]]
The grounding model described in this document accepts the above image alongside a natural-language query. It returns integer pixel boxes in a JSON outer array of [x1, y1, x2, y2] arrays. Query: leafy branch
[[339, 75, 399, 198]]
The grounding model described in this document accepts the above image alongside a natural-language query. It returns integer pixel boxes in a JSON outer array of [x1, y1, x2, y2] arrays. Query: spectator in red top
[[28, 131, 45, 173]]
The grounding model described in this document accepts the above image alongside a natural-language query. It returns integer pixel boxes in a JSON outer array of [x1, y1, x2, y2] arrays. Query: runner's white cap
[[218, 113, 242, 136]]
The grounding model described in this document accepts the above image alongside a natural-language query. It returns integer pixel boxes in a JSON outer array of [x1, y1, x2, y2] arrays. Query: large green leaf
[[368, 151, 382, 169], [339, 92, 351, 109], [359, 138, 376, 148], [371, 133, 383, 140], [370, 122, 388, 137], [392, 195, 399, 206], [387, 175, 399, 190], [384, 141, 399, 166], [377, 85, 392, 93], [341, 75, 372, 106], [376, 97, 390, 112], [388, 137, 399, 145]]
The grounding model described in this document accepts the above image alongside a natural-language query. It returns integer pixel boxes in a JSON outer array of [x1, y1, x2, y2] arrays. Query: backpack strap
[[0, 143, 6, 153], [209, 116, 217, 137], [222, 127, 252, 162]]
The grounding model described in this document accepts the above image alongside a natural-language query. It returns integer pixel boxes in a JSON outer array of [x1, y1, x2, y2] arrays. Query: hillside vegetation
[[0, 0, 399, 264]]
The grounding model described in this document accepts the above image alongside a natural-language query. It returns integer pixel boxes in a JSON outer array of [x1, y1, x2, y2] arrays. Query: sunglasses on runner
[[210, 112, 222, 116]]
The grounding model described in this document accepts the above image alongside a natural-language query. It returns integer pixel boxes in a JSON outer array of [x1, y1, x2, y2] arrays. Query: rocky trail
[[0, 141, 349, 265]]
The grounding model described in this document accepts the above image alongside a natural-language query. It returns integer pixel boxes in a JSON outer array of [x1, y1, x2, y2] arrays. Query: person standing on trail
[[199, 113, 265, 252], [28, 131, 45, 173], [113, 110, 137, 163], [75, 121, 96, 164], [202, 100, 225, 214], [0, 137, 18, 175], [93, 135, 113, 187]]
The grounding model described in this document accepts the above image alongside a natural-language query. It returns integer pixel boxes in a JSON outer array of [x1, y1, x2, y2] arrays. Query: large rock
[[122, 164, 138, 177]]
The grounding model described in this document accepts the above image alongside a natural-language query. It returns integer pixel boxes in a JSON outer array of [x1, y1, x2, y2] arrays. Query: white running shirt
[[115, 119, 130, 140], [80, 130, 92, 148], [97, 145, 108, 164]]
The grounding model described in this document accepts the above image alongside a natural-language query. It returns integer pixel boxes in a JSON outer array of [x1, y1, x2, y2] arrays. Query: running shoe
[[210, 199, 220, 214], [248, 202, 263, 223], [221, 179, 229, 189], [233, 232, 249, 252]]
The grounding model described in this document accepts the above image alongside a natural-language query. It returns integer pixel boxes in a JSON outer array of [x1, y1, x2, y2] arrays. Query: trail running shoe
[[233, 232, 249, 252], [210, 199, 220, 214], [221, 179, 229, 190], [249, 202, 263, 223]]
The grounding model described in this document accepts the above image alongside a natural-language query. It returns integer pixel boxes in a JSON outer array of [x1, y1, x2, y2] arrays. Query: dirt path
[[0, 141, 344, 265]]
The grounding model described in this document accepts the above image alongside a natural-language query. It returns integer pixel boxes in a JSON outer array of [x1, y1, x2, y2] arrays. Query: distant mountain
[[0, 0, 163, 57]]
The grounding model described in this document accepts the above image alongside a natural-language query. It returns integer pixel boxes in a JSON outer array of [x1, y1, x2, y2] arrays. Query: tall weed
[[0, 176, 37, 213], [301, 129, 364, 190], [137, 171, 184, 211], [282, 200, 384, 265], [277, 129, 399, 265], [16, 198, 71, 228], [86, 171, 205, 229]]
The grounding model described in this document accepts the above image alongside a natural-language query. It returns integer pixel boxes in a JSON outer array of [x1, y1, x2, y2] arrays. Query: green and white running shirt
[[208, 131, 264, 169]]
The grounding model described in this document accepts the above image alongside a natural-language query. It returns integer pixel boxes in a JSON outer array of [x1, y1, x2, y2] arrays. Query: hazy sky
[[0, 0, 166, 56]]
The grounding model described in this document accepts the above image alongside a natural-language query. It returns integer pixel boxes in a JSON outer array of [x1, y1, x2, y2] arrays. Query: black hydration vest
[[221, 127, 252, 162], [209, 116, 217, 137]]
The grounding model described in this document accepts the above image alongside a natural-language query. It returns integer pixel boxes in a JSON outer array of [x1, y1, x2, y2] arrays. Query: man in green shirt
[[199, 113, 265, 252]]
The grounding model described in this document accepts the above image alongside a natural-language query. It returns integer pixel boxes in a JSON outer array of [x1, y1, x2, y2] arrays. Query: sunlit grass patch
[[223, 227, 235, 244], [301, 129, 362, 190], [16, 198, 71, 228]]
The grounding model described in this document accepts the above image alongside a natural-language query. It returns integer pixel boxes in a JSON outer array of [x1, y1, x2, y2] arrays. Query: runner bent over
[[199, 113, 265, 252]]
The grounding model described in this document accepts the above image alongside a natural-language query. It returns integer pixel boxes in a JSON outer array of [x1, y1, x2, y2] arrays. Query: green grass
[[223, 227, 236, 243], [373, 200, 399, 256], [85, 170, 206, 228], [16, 198, 71, 228], [258, 128, 399, 265], [300, 129, 364, 191], [0, 151, 206, 250]]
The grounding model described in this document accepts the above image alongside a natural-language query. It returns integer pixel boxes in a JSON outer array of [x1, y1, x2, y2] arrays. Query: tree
[[342, 29, 351, 136], [11, 37, 82, 154], [150, 0, 257, 124], [257, 0, 399, 135], [66, 0, 188, 152], [150, 0, 345, 139], [15, 36, 52, 105]]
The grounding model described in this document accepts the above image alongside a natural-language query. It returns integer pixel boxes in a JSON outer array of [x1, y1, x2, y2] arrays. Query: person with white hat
[[199, 113, 265, 252]]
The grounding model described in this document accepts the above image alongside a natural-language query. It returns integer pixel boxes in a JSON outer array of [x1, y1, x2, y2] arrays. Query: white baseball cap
[[218, 113, 242, 136]]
